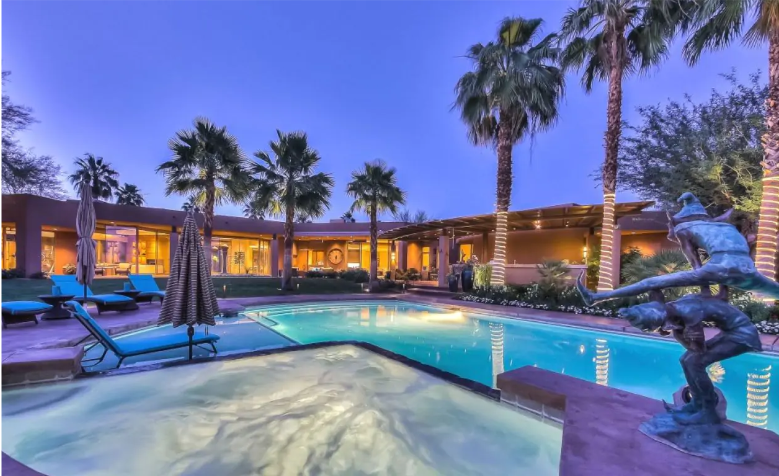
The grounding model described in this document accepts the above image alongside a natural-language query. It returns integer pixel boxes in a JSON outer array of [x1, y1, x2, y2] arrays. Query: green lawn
[[1, 276, 363, 302]]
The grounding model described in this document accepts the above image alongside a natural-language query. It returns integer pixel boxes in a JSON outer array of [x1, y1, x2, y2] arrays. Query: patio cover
[[379, 201, 654, 241]]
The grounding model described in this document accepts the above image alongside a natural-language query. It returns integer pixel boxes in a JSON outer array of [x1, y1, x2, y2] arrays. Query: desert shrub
[[473, 264, 492, 288], [535, 259, 571, 294], [621, 249, 693, 300], [323, 270, 338, 279]]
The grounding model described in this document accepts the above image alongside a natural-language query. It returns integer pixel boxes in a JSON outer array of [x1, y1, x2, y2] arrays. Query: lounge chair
[[1, 301, 52, 328], [50, 275, 138, 314], [127, 274, 165, 303], [65, 301, 219, 368]]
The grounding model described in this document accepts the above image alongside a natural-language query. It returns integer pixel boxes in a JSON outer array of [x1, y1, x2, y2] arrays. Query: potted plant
[[447, 270, 460, 292], [461, 256, 477, 292]]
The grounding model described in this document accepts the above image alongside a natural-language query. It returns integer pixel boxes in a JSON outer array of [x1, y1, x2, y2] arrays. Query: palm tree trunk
[[282, 202, 295, 291], [203, 185, 216, 272], [369, 202, 378, 290], [755, 27, 779, 287], [491, 113, 513, 286], [597, 40, 625, 292]]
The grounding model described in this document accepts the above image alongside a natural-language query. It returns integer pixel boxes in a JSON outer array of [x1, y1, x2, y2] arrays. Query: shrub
[[621, 250, 693, 300], [341, 268, 369, 283], [536, 259, 571, 294], [2, 268, 25, 279], [473, 264, 492, 288], [372, 279, 400, 292], [29, 271, 48, 280], [323, 270, 338, 279], [406, 268, 420, 281], [305, 270, 324, 278]]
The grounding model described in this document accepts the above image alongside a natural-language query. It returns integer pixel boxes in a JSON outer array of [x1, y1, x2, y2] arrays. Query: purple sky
[[3, 1, 766, 221]]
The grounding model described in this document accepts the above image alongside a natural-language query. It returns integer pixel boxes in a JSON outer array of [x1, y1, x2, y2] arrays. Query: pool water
[[3, 345, 562, 475], [250, 301, 779, 434]]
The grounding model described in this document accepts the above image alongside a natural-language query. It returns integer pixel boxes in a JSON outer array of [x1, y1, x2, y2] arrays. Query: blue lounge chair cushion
[[128, 274, 165, 296], [65, 301, 219, 359], [88, 294, 134, 304], [2, 302, 53, 315], [50, 275, 134, 305], [118, 332, 219, 356]]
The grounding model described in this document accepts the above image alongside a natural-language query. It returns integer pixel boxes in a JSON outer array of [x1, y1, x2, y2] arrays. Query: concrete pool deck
[[498, 366, 779, 475]]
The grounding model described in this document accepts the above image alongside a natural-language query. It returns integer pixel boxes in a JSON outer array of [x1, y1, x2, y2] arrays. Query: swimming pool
[[3, 345, 562, 475], [247, 300, 778, 434]]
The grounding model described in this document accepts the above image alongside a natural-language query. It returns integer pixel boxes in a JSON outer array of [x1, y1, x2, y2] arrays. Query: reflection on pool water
[[2, 345, 562, 476], [247, 301, 779, 434]]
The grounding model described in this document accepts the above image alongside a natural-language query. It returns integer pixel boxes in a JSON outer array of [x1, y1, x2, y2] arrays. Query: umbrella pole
[[82, 264, 88, 300], [187, 324, 194, 360]]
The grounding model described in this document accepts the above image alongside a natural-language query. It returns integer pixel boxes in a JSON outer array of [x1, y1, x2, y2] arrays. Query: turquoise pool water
[[248, 300, 778, 434]]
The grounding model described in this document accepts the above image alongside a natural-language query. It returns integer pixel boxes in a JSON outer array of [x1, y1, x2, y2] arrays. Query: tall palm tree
[[681, 0, 779, 283], [454, 17, 564, 285], [347, 160, 406, 289], [341, 211, 356, 223], [559, 0, 678, 291], [68, 153, 119, 201], [115, 183, 145, 206], [157, 117, 250, 264], [250, 130, 334, 291]]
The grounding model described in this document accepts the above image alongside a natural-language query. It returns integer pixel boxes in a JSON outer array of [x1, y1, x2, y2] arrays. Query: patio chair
[[50, 275, 138, 315], [1, 301, 52, 328], [115, 263, 131, 276], [128, 274, 165, 303], [65, 301, 219, 369]]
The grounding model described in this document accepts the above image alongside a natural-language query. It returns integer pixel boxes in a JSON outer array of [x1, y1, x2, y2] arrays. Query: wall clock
[[328, 248, 343, 265]]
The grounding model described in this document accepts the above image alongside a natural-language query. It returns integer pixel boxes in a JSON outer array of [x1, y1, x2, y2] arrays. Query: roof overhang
[[379, 201, 654, 241]]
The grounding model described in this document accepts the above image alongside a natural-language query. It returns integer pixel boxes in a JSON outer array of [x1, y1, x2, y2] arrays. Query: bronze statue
[[577, 192, 779, 305], [576, 193, 766, 464]]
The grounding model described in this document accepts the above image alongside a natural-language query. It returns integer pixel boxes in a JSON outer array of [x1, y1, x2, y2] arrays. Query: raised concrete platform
[[497, 366, 779, 475], [2, 346, 84, 386]]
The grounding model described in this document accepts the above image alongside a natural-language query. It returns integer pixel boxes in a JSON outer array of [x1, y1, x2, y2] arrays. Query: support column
[[612, 226, 622, 286], [438, 234, 449, 288], [16, 216, 41, 276], [270, 234, 280, 277], [396, 240, 407, 271], [169, 226, 178, 275], [481, 231, 490, 262]]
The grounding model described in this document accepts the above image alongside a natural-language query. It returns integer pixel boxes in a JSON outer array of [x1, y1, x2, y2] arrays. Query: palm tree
[[347, 160, 406, 289], [559, 0, 679, 291], [250, 130, 334, 291], [392, 209, 431, 223], [454, 17, 564, 286], [115, 183, 145, 206], [157, 117, 251, 264], [181, 195, 199, 212], [68, 153, 119, 201], [680, 0, 779, 283], [341, 211, 356, 223]]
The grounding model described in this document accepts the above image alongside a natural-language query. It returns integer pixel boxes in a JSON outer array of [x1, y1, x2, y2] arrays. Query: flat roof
[[379, 201, 654, 241]]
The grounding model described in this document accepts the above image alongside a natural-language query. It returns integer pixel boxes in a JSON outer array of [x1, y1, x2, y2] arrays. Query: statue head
[[618, 301, 667, 333], [666, 192, 733, 231]]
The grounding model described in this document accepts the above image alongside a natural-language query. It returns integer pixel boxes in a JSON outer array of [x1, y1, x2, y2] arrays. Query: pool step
[[2, 346, 84, 387], [405, 285, 460, 298]]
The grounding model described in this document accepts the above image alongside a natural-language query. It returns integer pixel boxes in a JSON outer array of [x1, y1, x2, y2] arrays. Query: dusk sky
[[3, 1, 767, 221]]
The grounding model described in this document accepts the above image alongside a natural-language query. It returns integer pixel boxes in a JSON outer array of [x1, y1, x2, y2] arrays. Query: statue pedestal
[[640, 412, 753, 464]]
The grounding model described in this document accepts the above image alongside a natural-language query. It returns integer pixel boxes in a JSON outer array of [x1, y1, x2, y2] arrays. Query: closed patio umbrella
[[76, 182, 96, 300], [157, 209, 219, 360]]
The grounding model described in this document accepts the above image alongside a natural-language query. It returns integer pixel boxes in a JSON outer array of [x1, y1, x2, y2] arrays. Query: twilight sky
[[3, 1, 767, 221]]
